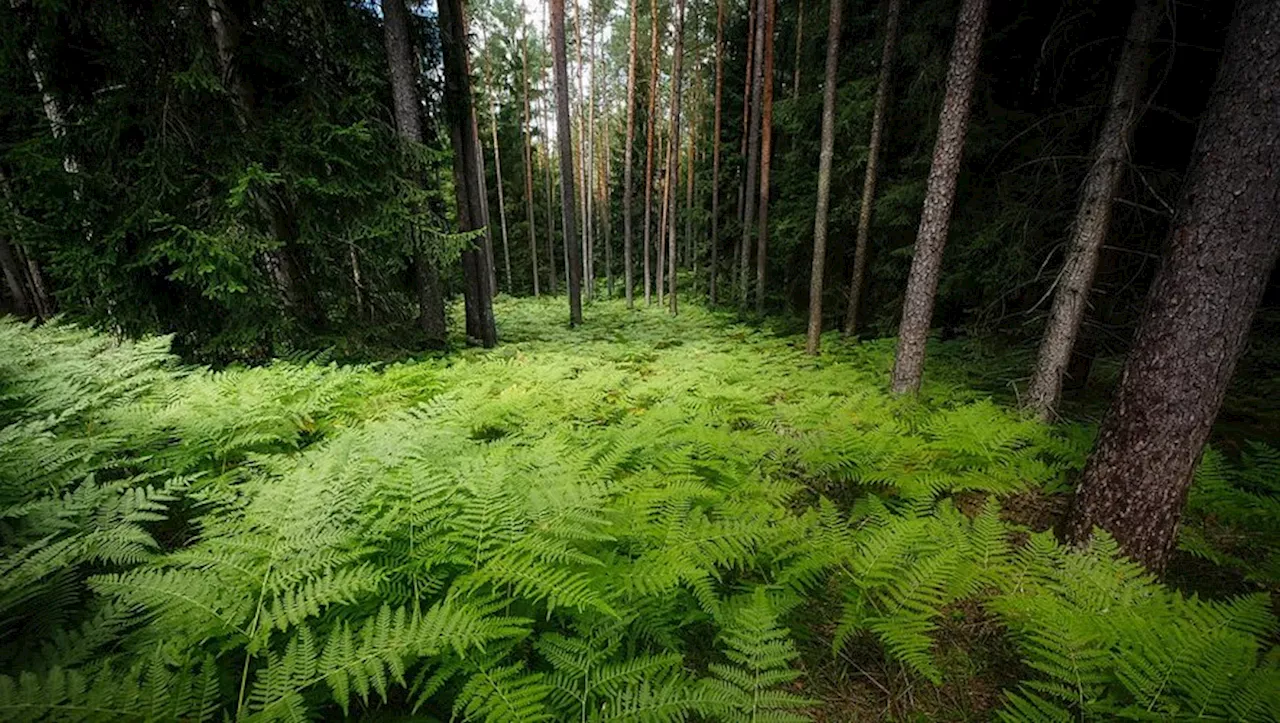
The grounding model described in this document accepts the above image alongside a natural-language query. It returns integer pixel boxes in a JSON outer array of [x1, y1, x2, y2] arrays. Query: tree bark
[[657, 130, 669, 306], [602, 116, 613, 299], [623, 0, 640, 307], [381, 0, 447, 344], [488, 95, 513, 294], [667, 0, 687, 315], [439, 0, 498, 347], [754, 0, 776, 316], [1024, 0, 1161, 420], [739, 0, 767, 307], [805, 0, 843, 355], [551, 0, 584, 326], [541, 14, 559, 296], [521, 28, 540, 297], [0, 234, 32, 317], [844, 0, 901, 335], [1064, 0, 1280, 572], [737, 0, 757, 229], [890, 0, 989, 394], [0, 169, 52, 319], [709, 0, 725, 305], [642, 0, 661, 305], [792, 0, 804, 100]]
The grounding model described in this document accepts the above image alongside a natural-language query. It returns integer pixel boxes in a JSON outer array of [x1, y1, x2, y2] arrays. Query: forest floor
[[2, 295, 1276, 721]]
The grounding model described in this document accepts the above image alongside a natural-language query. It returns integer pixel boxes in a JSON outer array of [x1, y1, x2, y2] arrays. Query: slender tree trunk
[[521, 28, 540, 297], [792, 0, 804, 100], [573, 0, 589, 299], [1024, 0, 1161, 420], [845, 0, 902, 334], [0, 234, 32, 317], [472, 110, 499, 300], [382, 0, 447, 344], [586, 2, 598, 300], [805, 0, 843, 355], [439, 0, 497, 346], [0, 169, 53, 319], [602, 116, 614, 298], [667, 0, 687, 315], [890, 0, 989, 394], [685, 111, 695, 273], [754, 0, 776, 316], [489, 97, 513, 294], [737, 0, 757, 228], [739, 0, 767, 306], [657, 131, 669, 306], [710, 0, 725, 305], [1065, 0, 1280, 571], [541, 17, 559, 296], [551, 0, 584, 325], [623, 0, 640, 307], [642, 0, 661, 305]]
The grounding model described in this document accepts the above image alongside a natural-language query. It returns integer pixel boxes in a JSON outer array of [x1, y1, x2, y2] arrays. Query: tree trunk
[[623, 0, 640, 307], [844, 0, 901, 335], [657, 130, 669, 307], [381, 0, 447, 344], [0, 234, 32, 317], [1024, 0, 1161, 420], [737, 0, 757, 228], [805, 0, 843, 355], [541, 16, 559, 296], [890, 0, 989, 395], [439, 0, 497, 347], [667, 0, 687, 315], [685, 109, 695, 273], [489, 96, 513, 294], [551, 0, 584, 326], [792, 0, 803, 100], [0, 169, 53, 319], [754, 0, 776, 316], [602, 115, 614, 299], [739, 0, 767, 307], [710, 0, 725, 305], [1064, 0, 1280, 572], [642, 0, 661, 305], [521, 28, 540, 297]]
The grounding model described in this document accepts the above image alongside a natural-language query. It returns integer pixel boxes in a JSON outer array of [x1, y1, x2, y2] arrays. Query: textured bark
[[754, 0, 776, 316], [805, 0, 843, 355], [1025, 0, 1161, 420], [206, 0, 254, 132], [623, 0, 640, 307], [439, 0, 497, 346], [890, 0, 989, 394], [709, 0, 725, 305], [792, 0, 803, 100], [0, 234, 32, 317], [642, 0, 661, 305], [667, 0, 687, 315], [1064, 0, 1280, 572], [521, 29, 540, 297], [382, 0, 447, 344], [739, 0, 767, 306], [844, 0, 901, 335], [551, 0, 584, 326], [0, 169, 52, 319]]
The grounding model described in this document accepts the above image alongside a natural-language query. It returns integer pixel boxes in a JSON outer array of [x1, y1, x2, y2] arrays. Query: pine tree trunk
[[754, 0, 776, 316], [642, 0, 661, 305], [737, 0, 757, 229], [657, 131, 669, 307], [845, 0, 901, 335], [489, 96, 513, 294], [439, 0, 497, 346], [709, 0, 725, 305], [521, 28, 540, 297], [1064, 0, 1280, 572], [685, 111, 695, 273], [382, 0, 447, 344], [739, 0, 767, 306], [602, 116, 614, 299], [623, 0, 640, 307], [551, 0, 584, 326], [890, 0, 989, 395], [540, 19, 559, 296], [805, 0, 843, 355], [792, 0, 803, 100], [0, 234, 32, 317], [1024, 0, 1161, 420], [667, 0, 687, 315]]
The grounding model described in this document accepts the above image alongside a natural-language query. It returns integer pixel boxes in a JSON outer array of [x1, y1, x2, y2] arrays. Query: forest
[[1, 0, 1278, 720]]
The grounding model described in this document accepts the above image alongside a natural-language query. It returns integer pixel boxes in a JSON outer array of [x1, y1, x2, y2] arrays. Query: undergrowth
[[1, 297, 1276, 721]]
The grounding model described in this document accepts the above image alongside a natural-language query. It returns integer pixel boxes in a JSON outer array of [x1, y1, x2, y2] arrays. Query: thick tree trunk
[[521, 29, 540, 297], [754, 0, 776, 316], [642, 0, 661, 305], [551, 0, 584, 326], [0, 235, 32, 317], [0, 170, 53, 319], [1064, 0, 1280, 572], [667, 0, 687, 315], [890, 0, 989, 394], [381, 0, 447, 344], [709, 0, 725, 305], [439, 0, 497, 346], [792, 0, 803, 100], [805, 0, 843, 355], [1024, 0, 1161, 420], [739, 0, 767, 306], [623, 0, 640, 307], [845, 0, 901, 335]]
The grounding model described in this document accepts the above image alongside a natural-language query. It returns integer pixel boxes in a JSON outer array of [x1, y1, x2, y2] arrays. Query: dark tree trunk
[[1025, 0, 1162, 420], [844, 0, 901, 335], [438, 0, 497, 347], [381, 0, 447, 345], [642, 0, 661, 305], [0, 234, 32, 317], [521, 28, 540, 297], [792, 0, 803, 100], [804, 0, 843, 355], [709, 0, 725, 305], [890, 0, 989, 394], [541, 13, 559, 296], [623, 0, 639, 307], [736, 0, 757, 229], [739, 0, 767, 306], [1064, 0, 1280, 572], [754, 0, 776, 316], [551, 0, 584, 325], [666, 0, 687, 315]]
